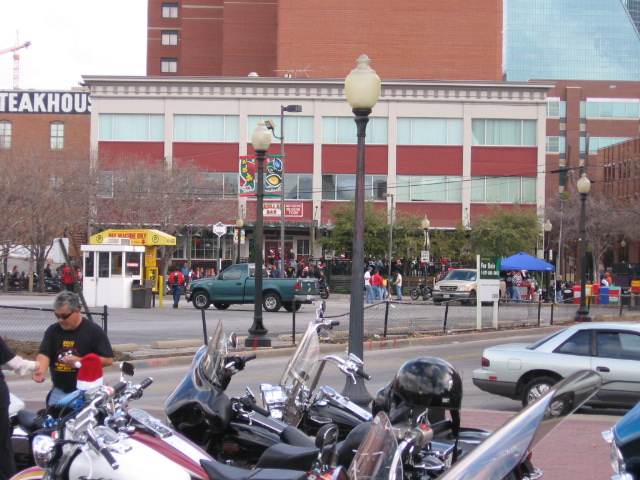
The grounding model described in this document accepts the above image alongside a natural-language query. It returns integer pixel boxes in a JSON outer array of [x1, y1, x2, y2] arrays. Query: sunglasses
[[54, 311, 74, 320]]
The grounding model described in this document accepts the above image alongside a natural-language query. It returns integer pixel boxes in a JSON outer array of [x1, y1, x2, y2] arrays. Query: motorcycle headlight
[[32, 434, 57, 468]]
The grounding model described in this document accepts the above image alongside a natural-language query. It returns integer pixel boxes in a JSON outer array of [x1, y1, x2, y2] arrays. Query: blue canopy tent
[[500, 252, 555, 272]]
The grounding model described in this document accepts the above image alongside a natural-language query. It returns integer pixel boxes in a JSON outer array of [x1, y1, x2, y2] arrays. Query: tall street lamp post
[[574, 173, 591, 323], [382, 193, 394, 279], [246, 120, 272, 347], [543, 219, 552, 302], [342, 54, 381, 407], [422, 216, 430, 294], [268, 105, 303, 275], [235, 217, 244, 264]]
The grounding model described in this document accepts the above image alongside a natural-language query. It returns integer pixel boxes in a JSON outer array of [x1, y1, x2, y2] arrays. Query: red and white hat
[[75, 353, 104, 391]]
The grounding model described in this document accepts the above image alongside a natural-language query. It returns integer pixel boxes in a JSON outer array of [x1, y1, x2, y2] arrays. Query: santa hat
[[75, 353, 104, 391]]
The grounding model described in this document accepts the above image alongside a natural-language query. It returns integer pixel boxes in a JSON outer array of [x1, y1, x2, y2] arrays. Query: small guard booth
[[82, 229, 176, 308]]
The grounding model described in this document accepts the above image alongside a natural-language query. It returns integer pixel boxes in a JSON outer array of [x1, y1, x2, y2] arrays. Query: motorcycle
[[410, 278, 431, 300], [602, 397, 640, 480], [165, 320, 321, 469], [319, 279, 331, 299]]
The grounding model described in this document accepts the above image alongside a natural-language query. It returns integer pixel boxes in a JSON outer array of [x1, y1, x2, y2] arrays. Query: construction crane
[[0, 39, 31, 89]]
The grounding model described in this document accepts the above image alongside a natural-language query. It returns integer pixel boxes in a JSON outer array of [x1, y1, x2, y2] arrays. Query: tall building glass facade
[[623, 0, 640, 34], [506, 0, 640, 81]]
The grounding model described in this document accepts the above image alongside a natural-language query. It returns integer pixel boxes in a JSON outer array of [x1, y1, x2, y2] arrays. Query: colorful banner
[[239, 155, 283, 197]]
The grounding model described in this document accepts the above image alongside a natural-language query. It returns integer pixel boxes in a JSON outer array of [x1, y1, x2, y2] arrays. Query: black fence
[[0, 305, 108, 343]]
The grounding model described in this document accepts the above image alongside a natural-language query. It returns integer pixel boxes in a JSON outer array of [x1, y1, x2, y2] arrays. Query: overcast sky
[[0, 0, 147, 90]]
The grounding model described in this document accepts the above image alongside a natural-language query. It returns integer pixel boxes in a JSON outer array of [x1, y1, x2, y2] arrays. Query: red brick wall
[[471, 147, 537, 177], [396, 146, 463, 175], [321, 144, 389, 174], [3, 113, 89, 155]]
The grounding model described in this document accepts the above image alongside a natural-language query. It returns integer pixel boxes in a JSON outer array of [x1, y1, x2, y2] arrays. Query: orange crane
[[0, 39, 31, 89]]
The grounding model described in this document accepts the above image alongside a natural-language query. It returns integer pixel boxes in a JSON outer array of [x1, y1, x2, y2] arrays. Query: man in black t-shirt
[[33, 291, 113, 406]]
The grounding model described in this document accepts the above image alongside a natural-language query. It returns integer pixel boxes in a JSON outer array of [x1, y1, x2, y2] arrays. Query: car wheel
[[466, 290, 477, 306], [283, 301, 302, 312], [263, 292, 282, 312], [213, 302, 230, 310], [410, 289, 420, 300], [522, 376, 557, 407], [192, 291, 211, 310]]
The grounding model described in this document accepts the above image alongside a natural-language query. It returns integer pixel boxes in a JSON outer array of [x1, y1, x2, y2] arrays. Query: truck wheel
[[465, 290, 477, 306], [263, 292, 282, 312], [213, 302, 230, 310], [192, 291, 211, 310], [283, 302, 302, 312]]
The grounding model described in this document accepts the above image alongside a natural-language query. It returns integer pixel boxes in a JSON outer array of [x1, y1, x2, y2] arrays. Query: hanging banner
[[238, 155, 284, 197]]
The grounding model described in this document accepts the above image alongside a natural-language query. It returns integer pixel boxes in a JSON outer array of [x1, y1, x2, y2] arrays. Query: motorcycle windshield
[[348, 412, 403, 480], [201, 321, 226, 387], [439, 370, 602, 480], [279, 321, 322, 390]]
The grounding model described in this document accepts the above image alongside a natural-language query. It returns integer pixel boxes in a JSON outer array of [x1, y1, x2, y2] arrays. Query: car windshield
[[526, 328, 567, 350], [445, 270, 476, 281]]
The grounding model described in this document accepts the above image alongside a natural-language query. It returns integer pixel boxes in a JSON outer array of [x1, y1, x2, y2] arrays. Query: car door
[[547, 329, 593, 376], [589, 329, 640, 407], [211, 264, 245, 302]]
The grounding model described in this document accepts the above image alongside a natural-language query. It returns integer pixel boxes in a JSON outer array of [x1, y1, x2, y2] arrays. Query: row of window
[[547, 99, 640, 119], [0, 120, 64, 150], [99, 114, 539, 147], [98, 170, 536, 204]]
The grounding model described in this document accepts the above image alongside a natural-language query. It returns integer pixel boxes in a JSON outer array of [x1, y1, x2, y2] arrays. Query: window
[[471, 176, 536, 203], [50, 122, 64, 150], [99, 114, 164, 141], [322, 117, 387, 144], [583, 100, 640, 119], [0, 121, 11, 149], [297, 239, 311, 255], [125, 252, 141, 276], [546, 136, 566, 153], [162, 3, 178, 18], [597, 331, 640, 360], [547, 99, 567, 117], [194, 172, 238, 199], [175, 115, 239, 142], [397, 118, 463, 145], [161, 58, 178, 73], [97, 171, 114, 198], [581, 136, 631, 154], [284, 173, 313, 200], [322, 174, 387, 200], [472, 119, 537, 146], [556, 330, 591, 356], [247, 115, 313, 143], [397, 175, 462, 202], [84, 252, 95, 278], [162, 30, 178, 46]]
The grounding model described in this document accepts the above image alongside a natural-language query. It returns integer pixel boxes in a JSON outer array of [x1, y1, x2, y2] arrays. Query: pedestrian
[[393, 270, 403, 300], [0, 337, 40, 480], [605, 272, 613, 286], [44, 263, 52, 279], [60, 265, 75, 292], [371, 268, 384, 301], [364, 266, 374, 303], [555, 274, 565, 303], [511, 270, 523, 302], [33, 291, 114, 406], [168, 268, 185, 308], [381, 274, 389, 300]]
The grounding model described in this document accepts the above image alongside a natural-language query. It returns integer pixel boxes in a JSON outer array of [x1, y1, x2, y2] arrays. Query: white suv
[[432, 268, 506, 306]]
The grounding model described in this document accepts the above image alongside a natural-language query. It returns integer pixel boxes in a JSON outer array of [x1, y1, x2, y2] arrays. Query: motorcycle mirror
[[228, 332, 238, 349], [120, 362, 135, 378]]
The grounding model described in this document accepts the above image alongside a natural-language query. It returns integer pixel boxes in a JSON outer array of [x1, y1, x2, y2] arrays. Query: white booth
[[81, 241, 146, 308]]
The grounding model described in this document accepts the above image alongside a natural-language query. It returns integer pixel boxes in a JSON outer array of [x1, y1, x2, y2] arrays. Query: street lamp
[[246, 120, 272, 347], [574, 173, 591, 323], [422, 216, 430, 296], [382, 193, 394, 279], [342, 54, 381, 407], [543, 219, 552, 302], [267, 105, 303, 276], [235, 217, 244, 264]]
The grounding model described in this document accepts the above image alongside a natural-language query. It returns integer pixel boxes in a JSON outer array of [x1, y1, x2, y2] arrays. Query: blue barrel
[[600, 286, 610, 305]]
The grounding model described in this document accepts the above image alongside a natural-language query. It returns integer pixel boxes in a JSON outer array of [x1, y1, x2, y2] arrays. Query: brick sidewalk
[[462, 409, 615, 480]]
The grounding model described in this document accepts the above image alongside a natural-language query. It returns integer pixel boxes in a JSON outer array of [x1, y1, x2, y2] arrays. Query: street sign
[[478, 254, 501, 302], [421, 250, 430, 263], [212, 222, 227, 237]]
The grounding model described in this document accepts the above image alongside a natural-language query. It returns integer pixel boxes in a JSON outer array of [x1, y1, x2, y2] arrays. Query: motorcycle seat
[[255, 443, 318, 471], [280, 425, 315, 447], [16, 409, 44, 433], [200, 460, 307, 480]]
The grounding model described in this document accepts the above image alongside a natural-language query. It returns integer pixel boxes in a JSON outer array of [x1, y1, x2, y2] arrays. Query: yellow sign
[[145, 246, 157, 267], [90, 229, 176, 246]]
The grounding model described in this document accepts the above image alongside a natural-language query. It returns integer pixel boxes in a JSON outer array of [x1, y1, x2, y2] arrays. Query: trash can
[[609, 286, 621, 305], [572, 285, 582, 304], [591, 283, 600, 305], [600, 286, 610, 305], [132, 282, 152, 308]]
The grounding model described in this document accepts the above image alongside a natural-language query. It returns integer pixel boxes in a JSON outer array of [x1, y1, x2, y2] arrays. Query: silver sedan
[[472, 322, 640, 408]]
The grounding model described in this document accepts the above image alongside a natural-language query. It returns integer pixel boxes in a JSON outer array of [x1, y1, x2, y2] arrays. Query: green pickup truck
[[184, 263, 320, 312]]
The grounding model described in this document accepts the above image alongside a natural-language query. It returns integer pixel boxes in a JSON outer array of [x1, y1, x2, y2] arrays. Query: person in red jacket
[[168, 269, 185, 308], [60, 266, 75, 292], [371, 268, 384, 301]]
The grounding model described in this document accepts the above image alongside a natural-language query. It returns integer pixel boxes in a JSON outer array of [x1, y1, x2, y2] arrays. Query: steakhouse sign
[[0, 91, 91, 114]]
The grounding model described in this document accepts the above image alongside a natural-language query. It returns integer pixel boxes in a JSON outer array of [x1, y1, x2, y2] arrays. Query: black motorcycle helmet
[[373, 357, 463, 431]]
